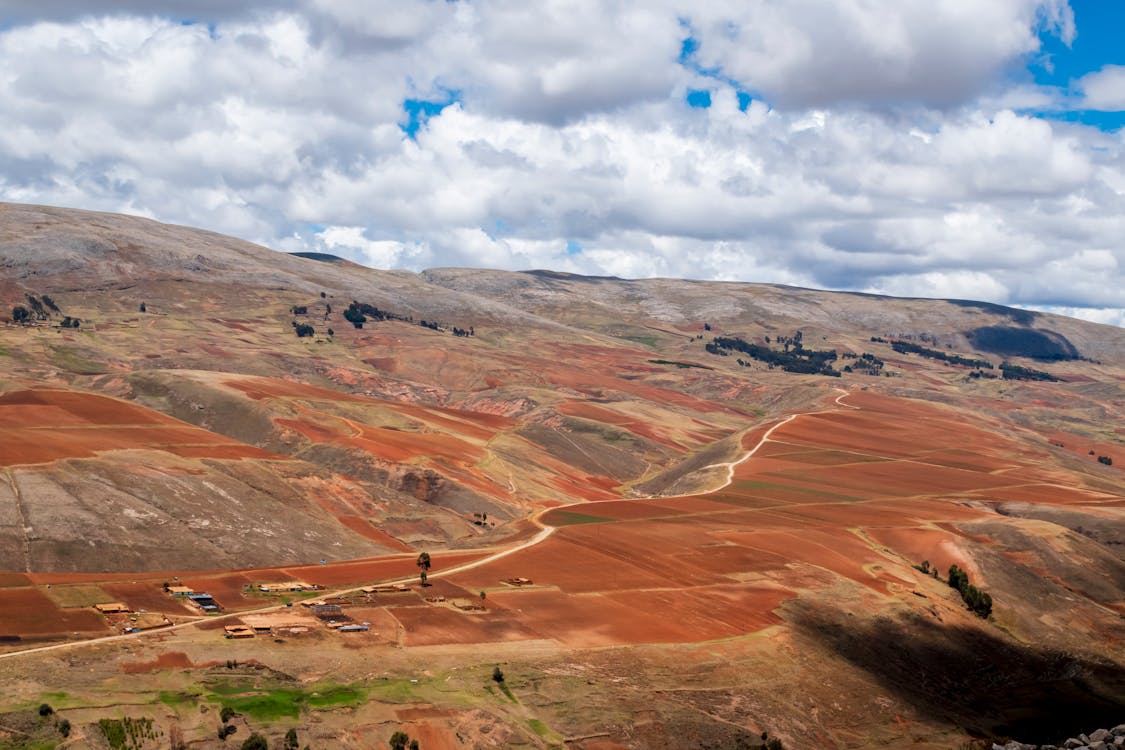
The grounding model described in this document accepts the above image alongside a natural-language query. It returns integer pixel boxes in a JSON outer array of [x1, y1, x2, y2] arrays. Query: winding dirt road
[[0, 389, 855, 661]]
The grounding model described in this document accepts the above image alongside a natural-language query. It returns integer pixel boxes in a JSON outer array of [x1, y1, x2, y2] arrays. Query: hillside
[[1, 202, 1124, 748]]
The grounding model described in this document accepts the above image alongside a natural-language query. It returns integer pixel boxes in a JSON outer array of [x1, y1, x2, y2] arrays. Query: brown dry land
[[0, 203, 1123, 748]]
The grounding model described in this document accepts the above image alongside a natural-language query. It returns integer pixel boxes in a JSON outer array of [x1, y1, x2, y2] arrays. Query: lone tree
[[389, 730, 411, 750], [492, 666, 505, 684], [284, 728, 299, 750]]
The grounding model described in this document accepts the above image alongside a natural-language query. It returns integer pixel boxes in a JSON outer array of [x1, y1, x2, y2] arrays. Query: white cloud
[[0, 1, 1123, 327], [1078, 65, 1125, 111]]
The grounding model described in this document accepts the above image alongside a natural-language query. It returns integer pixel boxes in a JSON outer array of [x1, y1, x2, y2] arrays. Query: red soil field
[[337, 516, 413, 552], [0, 389, 180, 424], [450, 536, 672, 594], [863, 527, 978, 579], [389, 605, 545, 647], [100, 582, 195, 613], [122, 651, 203, 674], [0, 388, 283, 466], [277, 550, 491, 587], [0, 588, 107, 636]]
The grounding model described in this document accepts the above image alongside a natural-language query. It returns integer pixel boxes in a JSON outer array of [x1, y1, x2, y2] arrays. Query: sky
[[1, 1, 1124, 326]]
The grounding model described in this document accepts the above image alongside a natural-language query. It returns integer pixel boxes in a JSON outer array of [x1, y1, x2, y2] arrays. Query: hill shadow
[[792, 604, 1125, 744]]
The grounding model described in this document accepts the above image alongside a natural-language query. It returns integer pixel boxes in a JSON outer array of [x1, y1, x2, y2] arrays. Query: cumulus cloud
[[1078, 65, 1125, 111], [0, 1, 1122, 326]]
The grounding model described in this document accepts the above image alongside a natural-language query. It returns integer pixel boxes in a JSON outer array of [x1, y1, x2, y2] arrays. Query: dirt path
[[4, 469, 32, 573], [0, 388, 857, 661]]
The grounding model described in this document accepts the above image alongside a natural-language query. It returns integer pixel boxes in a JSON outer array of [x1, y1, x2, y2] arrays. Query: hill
[[0, 202, 1124, 748]]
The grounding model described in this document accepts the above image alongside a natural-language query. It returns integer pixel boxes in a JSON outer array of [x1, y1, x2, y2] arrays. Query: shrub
[[221, 706, 236, 723], [492, 666, 505, 683], [240, 732, 268, 750], [38, 703, 53, 717]]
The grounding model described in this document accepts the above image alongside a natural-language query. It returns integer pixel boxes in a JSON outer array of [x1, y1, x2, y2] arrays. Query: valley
[[0, 203, 1123, 749]]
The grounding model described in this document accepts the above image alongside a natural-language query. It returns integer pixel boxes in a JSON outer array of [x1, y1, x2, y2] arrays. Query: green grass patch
[[528, 719, 550, 736], [364, 679, 417, 703], [0, 741, 57, 750], [217, 690, 303, 721], [157, 691, 198, 708], [48, 345, 107, 375], [207, 681, 373, 721], [307, 686, 364, 709], [44, 585, 113, 609], [544, 510, 613, 526], [498, 682, 517, 703]]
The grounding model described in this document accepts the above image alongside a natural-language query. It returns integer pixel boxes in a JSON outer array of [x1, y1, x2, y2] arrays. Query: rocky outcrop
[[993, 724, 1125, 750]]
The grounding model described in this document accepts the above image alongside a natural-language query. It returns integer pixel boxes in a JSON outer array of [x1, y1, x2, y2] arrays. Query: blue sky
[[1031, 0, 1125, 129], [0, 1, 1124, 326]]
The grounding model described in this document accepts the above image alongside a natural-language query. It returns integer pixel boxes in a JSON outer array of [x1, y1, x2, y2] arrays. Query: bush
[[219, 724, 238, 740], [1098, 455, 1113, 466], [57, 718, 71, 737], [285, 728, 299, 750], [38, 703, 53, 717], [492, 666, 505, 683], [221, 706, 236, 723], [240, 732, 268, 750]]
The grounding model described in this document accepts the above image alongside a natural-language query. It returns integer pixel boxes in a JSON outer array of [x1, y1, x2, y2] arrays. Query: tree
[[410, 741, 420, 750], [139, 302, 146, 313], [12, 306, 29, 323], [240, 733, 268, 750], [390, 731, 411, 750], [419, 570, 428, 587], [480, 590, 487, 604], [57, 718, 71, 738], [284, 728, 299, 750], [220, 706, 236, 723], [492, 666, 505, 684], [38, 703, 53, 716]]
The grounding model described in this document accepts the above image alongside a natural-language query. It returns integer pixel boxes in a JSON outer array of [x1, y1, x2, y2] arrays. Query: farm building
[[338, 622, 371, 632], [362, 583, 410, 594], [224, 625, 255, 639], [257, 581, 315, 593], [188, 593, 219, 612], [167, 585, 194, 596], [94, 602, 131, 614], [502, 577, 533, 586]]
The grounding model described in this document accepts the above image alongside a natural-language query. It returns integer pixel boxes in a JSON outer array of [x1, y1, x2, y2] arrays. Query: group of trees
[[390, 731, 421, 750], [947, 565, 993, 618], [1098, 455, 1114, 466], [291, 321, 315, 338], [10, 293, 79, 327], [840, 351, 884, 375], [999, 362, 1062, 382], [707, 334, 840, 377], [888, 339, 992, 369]]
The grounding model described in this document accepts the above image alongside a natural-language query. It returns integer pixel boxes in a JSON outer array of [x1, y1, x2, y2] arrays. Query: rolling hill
[[1, 202, 1123, 749]]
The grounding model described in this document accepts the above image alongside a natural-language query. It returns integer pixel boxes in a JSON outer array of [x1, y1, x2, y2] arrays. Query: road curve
[[0, 388, 856, 661]]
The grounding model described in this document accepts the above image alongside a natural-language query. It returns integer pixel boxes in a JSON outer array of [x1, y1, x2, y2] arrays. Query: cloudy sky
[[1, 1, 1124, 325]]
